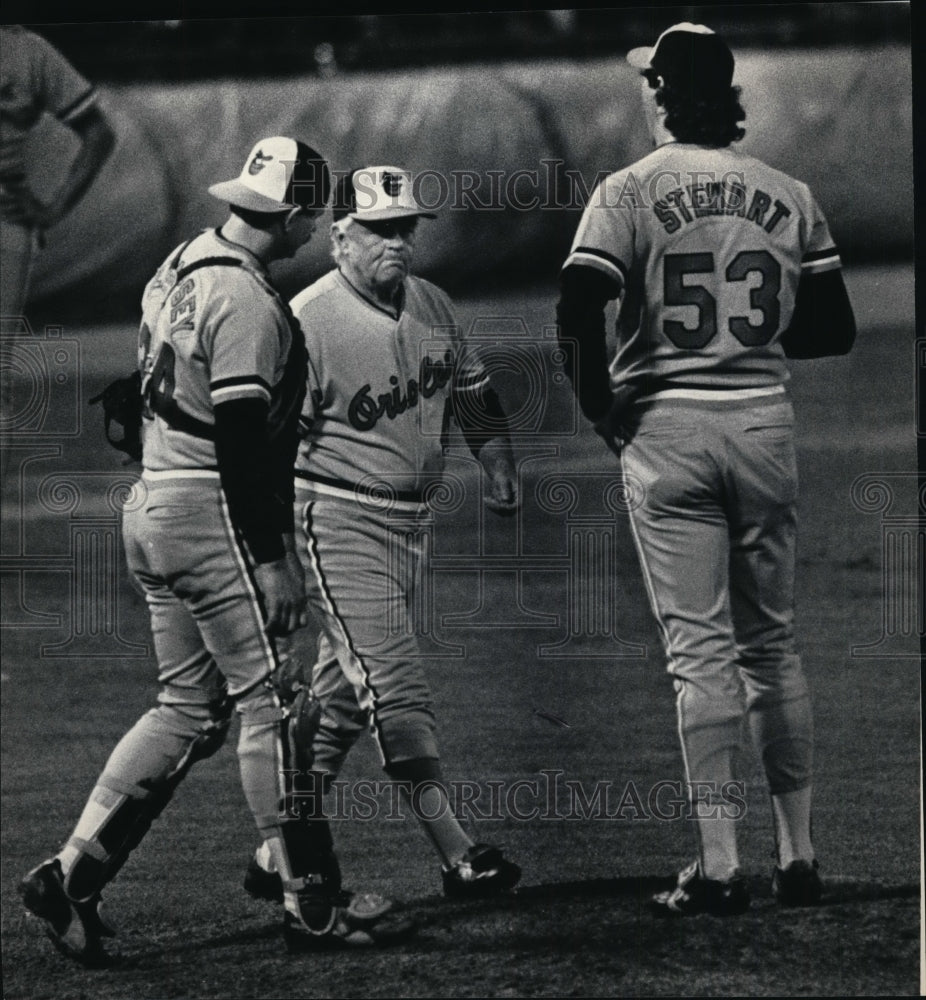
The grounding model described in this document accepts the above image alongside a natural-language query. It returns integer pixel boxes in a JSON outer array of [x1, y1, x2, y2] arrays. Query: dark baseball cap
[[332, 166, 436, 223], [209, 136, 331, 213], [627, 23, 735, 94]]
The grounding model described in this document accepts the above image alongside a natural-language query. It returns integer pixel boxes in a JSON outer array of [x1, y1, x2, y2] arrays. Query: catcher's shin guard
[[282, 817, 342, 892], [245, 690, 341, 906], [249, 817, 342, 905], [63, 702, 232, 901]]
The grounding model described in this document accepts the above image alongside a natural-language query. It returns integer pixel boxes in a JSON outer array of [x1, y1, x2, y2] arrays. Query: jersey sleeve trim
[[57, 88, 97, 123], [562, 246, 627, 288], [210, 375, 272, 405], [801, 247, 841, 273], [453, 371, 490, 393]]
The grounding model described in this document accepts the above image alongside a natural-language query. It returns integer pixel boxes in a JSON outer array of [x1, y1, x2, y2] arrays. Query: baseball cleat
[[284, 888, 417, 951], [650, 860, 750, 917], [18, 858, 115, 967], [772, 858, 823, 906], [441, 843, 521, 899], [244, 854, 284, 904]]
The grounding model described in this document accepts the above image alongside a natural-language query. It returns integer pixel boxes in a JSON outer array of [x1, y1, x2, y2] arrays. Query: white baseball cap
[[208, 136, 331, 213], [332, 166, 436, 222]]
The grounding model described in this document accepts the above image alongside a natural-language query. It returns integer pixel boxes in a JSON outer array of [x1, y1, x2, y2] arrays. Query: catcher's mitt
[[288, 685, 322, 774], [269, 651, 322, 776], [89, 370, 143, 463]]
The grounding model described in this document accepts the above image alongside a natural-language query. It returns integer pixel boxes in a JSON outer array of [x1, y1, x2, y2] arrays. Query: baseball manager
[[244, 165, 522, 909]]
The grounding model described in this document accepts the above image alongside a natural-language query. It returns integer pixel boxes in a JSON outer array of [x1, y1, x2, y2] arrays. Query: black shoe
[[18, 858, 114, 967], [441, 844, 521, 899], [244, 855, 284, 904], [651, 861, 750, 917], [772, 859, 823, 907], [284, 888, 417, 952]]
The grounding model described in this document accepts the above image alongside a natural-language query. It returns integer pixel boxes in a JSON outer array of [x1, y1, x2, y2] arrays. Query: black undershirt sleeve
[[780, 268, 857, 359], [213, 397, 289, 564], [555, 264, 621, 422]]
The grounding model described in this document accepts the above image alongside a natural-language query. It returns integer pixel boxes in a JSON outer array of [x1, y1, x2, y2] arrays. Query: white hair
[[330, 216, 354, 264]]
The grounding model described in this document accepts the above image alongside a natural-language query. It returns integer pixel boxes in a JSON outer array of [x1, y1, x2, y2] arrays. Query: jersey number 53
[[663, 250, 781, 349]]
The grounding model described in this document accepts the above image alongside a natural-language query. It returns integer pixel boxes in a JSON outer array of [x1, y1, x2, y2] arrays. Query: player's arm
[[782, 192, 857, 359], [457, 380, 519, 515], [209, 291, 295, 566], [267, 321, 308, 537], [555, 263, 620, 422], [41, 105, 116, 227], [453, 351, 519, 515], [0, 105, 114, 229], [213, 396, 293, 563], [454, 372, 509, 457], [213, 397, 305, 635], [779, 268, 857, 359], [209, 294, 307, 634], [7, 33, 115, 229]]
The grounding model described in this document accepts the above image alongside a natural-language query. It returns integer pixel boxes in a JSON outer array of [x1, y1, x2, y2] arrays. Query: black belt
[[295, 471, 427, 504]]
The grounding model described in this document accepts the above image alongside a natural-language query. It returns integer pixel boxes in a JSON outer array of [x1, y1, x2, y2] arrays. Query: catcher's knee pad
[[104, 701, 233, 787], [63, 701, 232, 900]]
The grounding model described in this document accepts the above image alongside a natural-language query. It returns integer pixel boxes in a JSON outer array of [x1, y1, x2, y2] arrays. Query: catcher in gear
[[243, 165, 523, 908], [557, 24, 856, 916], [18, 138, 414, 964]]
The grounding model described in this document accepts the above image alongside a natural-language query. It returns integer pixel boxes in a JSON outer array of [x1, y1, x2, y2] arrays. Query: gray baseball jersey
[[292, 269, 487, 503], [564, 143, 841, 401], [289, 268, 486, 769]]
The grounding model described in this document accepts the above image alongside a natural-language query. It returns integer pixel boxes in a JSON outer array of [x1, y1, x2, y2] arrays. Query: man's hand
[[480, 437, 520, 516], [592, 385, 640, 458], [254, 552, 308, 636]]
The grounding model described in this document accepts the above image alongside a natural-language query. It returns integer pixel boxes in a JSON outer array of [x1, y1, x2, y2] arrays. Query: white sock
[[772, 787, 814, 867], [697, 817, 740, 881], [256, 838, 276, 873]]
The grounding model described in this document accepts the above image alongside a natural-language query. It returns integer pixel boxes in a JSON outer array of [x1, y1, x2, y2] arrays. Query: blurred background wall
[[21, 6, 913, 311]]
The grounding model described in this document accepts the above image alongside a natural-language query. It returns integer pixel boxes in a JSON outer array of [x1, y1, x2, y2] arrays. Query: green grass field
[[0, 266, 920, 997]]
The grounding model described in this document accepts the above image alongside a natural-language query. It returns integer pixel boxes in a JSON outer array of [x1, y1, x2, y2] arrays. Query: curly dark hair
[[643, 69, 746, 146]]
